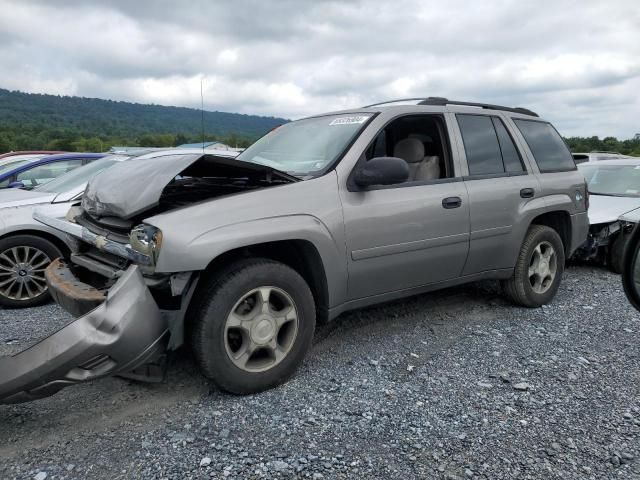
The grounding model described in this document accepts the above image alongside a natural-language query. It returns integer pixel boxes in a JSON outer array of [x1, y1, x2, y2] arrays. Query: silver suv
[[0, 97, 589, 403]]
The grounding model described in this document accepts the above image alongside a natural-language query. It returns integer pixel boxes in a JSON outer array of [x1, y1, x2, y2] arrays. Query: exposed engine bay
[[157, 158, 296, 213]]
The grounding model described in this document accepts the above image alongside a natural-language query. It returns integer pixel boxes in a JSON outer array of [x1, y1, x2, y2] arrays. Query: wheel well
[[203, 240, 330, 323], [531, 211, 571, 256], [0, 229, 70, 258]]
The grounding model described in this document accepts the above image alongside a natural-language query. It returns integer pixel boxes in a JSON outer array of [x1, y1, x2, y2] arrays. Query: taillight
[[584, 181, 589, 210]]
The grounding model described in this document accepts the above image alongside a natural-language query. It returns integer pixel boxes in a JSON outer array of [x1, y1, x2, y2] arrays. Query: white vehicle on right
[[574, 158, 640, 272], [572, 151, 633, 164]]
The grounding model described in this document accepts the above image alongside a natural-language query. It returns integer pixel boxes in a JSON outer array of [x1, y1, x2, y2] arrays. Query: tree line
[[1, 127, 638, 156], [0, 88, 638, 155], [0, 128, 256, 154], [564, 136, 640, 156]]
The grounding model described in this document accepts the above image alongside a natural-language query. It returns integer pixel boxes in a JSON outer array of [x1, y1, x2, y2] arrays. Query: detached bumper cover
[[0, 262, 168, 404]]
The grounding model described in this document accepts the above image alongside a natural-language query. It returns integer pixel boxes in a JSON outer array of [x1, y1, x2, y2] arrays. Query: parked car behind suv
[[0, 148, 240, 309], [0, 152, 104, 189], [572, 151, 633, 164], [571, 158, 640, 272], [0, 97, 589, 403]]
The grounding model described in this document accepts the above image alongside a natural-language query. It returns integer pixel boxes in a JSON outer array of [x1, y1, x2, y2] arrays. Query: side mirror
[[622, 222, 640, 311], [7, 181, 25, 189], [353, 157, 409, 188]]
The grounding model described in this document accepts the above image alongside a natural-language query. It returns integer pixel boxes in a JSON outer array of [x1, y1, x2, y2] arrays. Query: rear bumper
[[0, 260, 168, 404]]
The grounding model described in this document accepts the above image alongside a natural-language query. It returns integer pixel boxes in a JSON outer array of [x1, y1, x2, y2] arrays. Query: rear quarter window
[[513, 119, 575, 173]]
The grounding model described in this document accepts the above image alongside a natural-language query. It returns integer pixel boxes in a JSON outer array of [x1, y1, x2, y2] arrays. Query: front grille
[[81, 245, 130, 271], [76, 212, 131, 244]]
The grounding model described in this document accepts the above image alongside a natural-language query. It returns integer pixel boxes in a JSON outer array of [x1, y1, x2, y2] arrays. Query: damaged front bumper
[[572, 220, 636, 261], [0, 259, 168, 404]]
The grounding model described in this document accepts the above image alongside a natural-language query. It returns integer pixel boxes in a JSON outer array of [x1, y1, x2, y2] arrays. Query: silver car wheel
[[0, 246, 51, 301], [528, 241, 557, 294], [224, 286, 299, 373]]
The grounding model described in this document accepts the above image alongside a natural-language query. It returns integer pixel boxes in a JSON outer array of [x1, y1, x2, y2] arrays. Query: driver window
[[364, 115, 453, 182]]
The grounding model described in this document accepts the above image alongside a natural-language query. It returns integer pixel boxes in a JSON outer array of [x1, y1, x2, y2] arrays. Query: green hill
[[1, 88, 638, 155], [0, 88, 288, 152]]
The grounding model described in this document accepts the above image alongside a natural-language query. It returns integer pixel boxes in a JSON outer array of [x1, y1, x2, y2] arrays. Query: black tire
[[607, 233, 625, 274], [191, 258, 316, 394], [501, 225, 565, 308], [0, 234, 62, 308]]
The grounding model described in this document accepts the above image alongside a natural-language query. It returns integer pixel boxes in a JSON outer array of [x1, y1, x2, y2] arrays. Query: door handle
[[442, 196, 462, 209], [520, 188, 535, 198]]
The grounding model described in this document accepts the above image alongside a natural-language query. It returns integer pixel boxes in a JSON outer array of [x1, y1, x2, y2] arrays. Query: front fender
[[155, 214, 347, 309], [3, 203, 72, 246]]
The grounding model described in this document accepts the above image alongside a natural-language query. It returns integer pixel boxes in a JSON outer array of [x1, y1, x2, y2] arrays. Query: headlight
[[129, 224, 163, 264]]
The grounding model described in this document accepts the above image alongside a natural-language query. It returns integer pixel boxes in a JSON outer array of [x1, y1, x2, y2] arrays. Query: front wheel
[[191, 258, 316, 394], [0, 235, 62, 308], [501, 225, 565, 308]]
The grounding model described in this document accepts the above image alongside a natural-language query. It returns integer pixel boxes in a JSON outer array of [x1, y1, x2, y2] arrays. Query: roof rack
[[364, 96, 538, 117], [364, 98, 428, 108]]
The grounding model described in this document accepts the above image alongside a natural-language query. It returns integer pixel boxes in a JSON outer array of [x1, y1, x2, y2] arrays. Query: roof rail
[[363, 97, 538, 117], [417, 97, 538, 117], [363, 98, 428, 108]]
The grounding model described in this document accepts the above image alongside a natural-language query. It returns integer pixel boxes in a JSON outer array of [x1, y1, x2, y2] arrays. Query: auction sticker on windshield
[[329, 115, 370, 126]]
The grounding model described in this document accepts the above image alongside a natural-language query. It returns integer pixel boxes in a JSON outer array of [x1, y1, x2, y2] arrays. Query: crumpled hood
[[82, 153, 297, 220], [588, 194, 640, 225], [0, 188, 56, 209], [83, 153, 204, 219]]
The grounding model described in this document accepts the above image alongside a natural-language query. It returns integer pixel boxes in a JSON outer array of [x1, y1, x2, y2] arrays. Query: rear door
[[451, 113, 539, 274]]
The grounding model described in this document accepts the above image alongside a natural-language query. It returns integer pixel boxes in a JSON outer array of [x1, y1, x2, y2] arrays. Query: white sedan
[[0, 148, 238, 307], [573, 158, 640, 272]]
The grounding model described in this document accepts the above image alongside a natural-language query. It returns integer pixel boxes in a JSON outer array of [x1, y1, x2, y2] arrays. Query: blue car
[[0, 152, 106, 190]]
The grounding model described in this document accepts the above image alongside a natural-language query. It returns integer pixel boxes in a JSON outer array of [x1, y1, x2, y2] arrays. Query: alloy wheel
[[528, 241, 557, 294], [224, 286, 299, 373], [0, 246, 51, 301]]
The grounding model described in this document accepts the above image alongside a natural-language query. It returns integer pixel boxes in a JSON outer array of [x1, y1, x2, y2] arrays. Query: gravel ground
[[1, 265, 639, 479]]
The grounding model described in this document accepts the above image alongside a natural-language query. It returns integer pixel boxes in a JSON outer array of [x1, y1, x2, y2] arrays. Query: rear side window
[[492, 117, 524, 173], [513, 119, 575, 173], [457, 114, 526, 176], [457, 115, 503, 175]]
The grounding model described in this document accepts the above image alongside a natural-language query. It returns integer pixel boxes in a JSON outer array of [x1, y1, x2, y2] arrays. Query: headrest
[[393, 138, 424, 164]]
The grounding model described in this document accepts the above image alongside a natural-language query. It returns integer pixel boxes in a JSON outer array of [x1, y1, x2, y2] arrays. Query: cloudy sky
[[0, 0, 638, 137]]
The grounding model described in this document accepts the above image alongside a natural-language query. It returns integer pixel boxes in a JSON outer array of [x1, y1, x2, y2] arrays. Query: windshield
[[34, 156, 124, 194], [237, 113, 373, 176], [0, 158, 32, 174], [0, 154, 45, 166], [579, 164, 640, 197]]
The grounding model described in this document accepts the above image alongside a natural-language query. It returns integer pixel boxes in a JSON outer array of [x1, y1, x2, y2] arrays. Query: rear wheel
[[191, 258, 316, 394], [0, 235, 62, 308], [501, 225, 565, 307]]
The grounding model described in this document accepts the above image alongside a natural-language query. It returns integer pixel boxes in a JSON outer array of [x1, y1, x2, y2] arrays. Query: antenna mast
[[200, 77, 205, 153]]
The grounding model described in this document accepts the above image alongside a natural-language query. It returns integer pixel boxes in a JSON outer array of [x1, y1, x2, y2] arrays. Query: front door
[[339, 114, 470, 300]]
